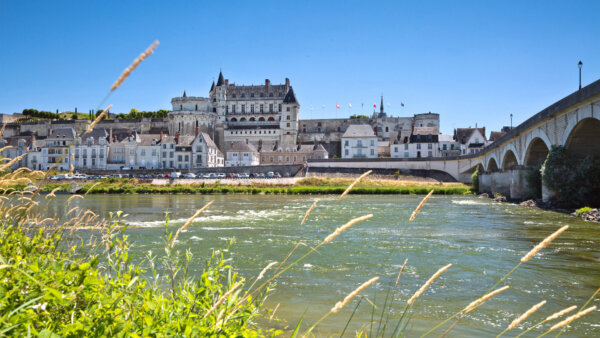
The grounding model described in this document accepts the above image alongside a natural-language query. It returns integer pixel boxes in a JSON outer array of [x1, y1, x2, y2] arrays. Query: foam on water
[[452, 200, 488, 205]]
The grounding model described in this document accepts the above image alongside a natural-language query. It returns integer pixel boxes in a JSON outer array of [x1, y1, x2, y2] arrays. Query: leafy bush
[[524, 164, 542, 199], [575, 206, 593, 216], [542, 145, 600, 207]]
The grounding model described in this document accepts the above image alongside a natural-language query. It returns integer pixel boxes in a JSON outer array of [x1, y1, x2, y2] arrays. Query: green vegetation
[[349, 114, 369, 119], [524, 164, 542, 200], [115, 108, 169, 119], [575, 206, 593, 216], [541, 145, 600, 207], [21, 108, 62, 120], [75, 178, 471, 195], [0, 211, 273, 336], [470, 165, 480, 194]]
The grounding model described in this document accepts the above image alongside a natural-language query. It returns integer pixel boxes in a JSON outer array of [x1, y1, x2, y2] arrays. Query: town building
[[73, 129, 109, 170], [454, 127, 487, 155], [341, 125, 378, 158], [259, 144, 328, 165], [225, 141, 260, 167], [40, 128, 75, 171], [439, 134, 461, 157]]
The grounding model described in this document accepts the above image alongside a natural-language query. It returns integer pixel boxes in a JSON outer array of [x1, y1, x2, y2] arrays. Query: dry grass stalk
[[269, 303, 280, 322], [507, 300, 546, 330], [547, 305, 597, 333], [67, 194, 83, 205], [339, 170, 372, 199], [257, 261, 278, 281], [84, 104, 113, 135], [395, 258, 408, 287], [45, 187, 61, 199], [204, 282, 242, 319], [409, 189, 434, 222], [170, 201, 213, 248], [463, 285, 510, 314], [111, 40, 159, 91], [331, 277, 379, 313], [407, 264, 452, 305], [85, 182, 101, 195], [0, 121, 7, 138], [323, 214, 373, 244], [545, 305, 577, 321], [521, 225, 569, 262], [300, 199, 319, 226], [0, 154, 27, 172]]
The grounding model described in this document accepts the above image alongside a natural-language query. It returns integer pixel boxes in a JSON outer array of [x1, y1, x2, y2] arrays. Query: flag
[[401, 102, 404, 107], [387, 103, 391, 108], [310, 105, 313, 110], [348, 103, 352, 109], [336, 104, 340, 109], [373, 103, 376, 108]]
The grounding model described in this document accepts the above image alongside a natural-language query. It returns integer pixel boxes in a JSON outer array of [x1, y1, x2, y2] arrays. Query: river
[[44, 194, 599, 337]]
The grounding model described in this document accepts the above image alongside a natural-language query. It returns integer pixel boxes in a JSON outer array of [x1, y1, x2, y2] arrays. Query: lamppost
[[510, 113, 513, 129], [578, 61, 583, 90]]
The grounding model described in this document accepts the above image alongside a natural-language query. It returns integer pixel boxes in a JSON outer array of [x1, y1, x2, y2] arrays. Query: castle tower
[[281, 82, 299, 147]]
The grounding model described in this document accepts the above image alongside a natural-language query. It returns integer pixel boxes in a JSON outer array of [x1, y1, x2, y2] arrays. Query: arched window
[[231, 117, 237, 122], [258, 117, 265, 121], [386, 126, 389, 132], [240, 117, 246, 122], [268, 117, 275, 121], [269, 93, 274, 97], [249, 117, 256, 121], [180, 104, 182, 110], [195, 104, 198, 111]]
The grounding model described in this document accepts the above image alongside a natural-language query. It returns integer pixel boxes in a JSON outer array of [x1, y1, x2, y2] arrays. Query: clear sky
[[1, 0, 598, 135]]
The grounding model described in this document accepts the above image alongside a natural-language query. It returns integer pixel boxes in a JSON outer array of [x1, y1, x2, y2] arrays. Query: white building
[[225, 141, 260, 166], [191, 132, 224, 168], [341, 125, 378, 158], [455, 128, 487, 155], [439, 134, 461, 157], [41, 128, 75, 171], [73, 129, 109, 170]]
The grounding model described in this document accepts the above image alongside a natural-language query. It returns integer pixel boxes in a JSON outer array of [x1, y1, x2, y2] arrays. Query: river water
[[45, 194, 599, 337]]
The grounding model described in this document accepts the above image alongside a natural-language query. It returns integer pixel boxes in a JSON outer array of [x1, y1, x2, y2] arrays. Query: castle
[[168, 71, 299, 153]]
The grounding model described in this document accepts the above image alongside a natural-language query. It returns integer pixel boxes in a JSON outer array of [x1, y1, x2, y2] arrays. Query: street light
[[578, 61, 583, 90], [510, 113, 513, 129]]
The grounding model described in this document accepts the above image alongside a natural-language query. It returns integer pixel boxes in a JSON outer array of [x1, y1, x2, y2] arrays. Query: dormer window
[[232, 94, 237, 98], [250, 93, 255, 98], [260, 93, 264, 97], [241, 93, 245, 98]]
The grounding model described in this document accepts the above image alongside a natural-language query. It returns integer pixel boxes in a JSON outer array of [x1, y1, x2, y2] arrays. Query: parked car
[[226, 173, 234, 178], [170, 172, 182, 178], [266, 172, 275, 178], [239, 173, 249, 178], [217, 173, 226, 179], [274, 172, 282, 178], [183, 173, 196, 179]]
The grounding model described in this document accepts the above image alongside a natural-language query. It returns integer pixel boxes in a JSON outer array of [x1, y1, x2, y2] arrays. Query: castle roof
[[283, 87, 298, 104], [216, 71, 225, 86]]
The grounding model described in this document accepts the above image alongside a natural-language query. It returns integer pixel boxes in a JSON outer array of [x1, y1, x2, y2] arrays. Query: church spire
[[216, 70, 224, 86], [380, 94, 384, 115], [210, 80, 215, 92], [183, 90, 187, 98]]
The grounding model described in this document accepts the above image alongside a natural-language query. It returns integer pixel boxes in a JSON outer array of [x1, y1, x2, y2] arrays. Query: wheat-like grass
[[257, 261, 278, 281], [300, 199, 319, 226], [547, 305, 596, 333], [45, 187, 61, 199], [85, 182, 101, 195], [204, 282, 242, 319], [407, 264, 452, 305], [111, 40, 159, 91], [395, 258, 408, 287], [269, 303, 280, 322], [0, 121, 7, 138], [463, 285, 510, 314], [339, 170, 372, 199], [323, 214, 373, 244], [409, 189, 434, 222], [67, 194, 83, 205], [170, 201, 213, 249], [545, 305, 578, 321], [521, 225, 569, 262], [331, 277, 379, 313], [0, 146, 14, 154], [0, 154, 27, 172], [84, 104, 113, 136], [507, 300, 546, 330]]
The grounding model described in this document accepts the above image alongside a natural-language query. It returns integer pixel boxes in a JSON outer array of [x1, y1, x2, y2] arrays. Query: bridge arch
[[563, 117, 600, 158], [522, 129, 552, 164], [486, 156, 499, 172], [523, 137, 550, 166], [499, 144, 520, 169], [501, 149, 519, 170]]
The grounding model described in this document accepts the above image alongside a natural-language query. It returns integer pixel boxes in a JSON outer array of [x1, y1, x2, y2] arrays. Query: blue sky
[[1, 0, 599, 135]]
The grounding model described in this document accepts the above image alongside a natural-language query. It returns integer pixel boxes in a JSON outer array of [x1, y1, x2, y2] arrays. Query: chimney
[[265, 79, 270, 87], [224, 79, 229, 86], [109, 127, 113, 143], [285, 78, 290, 91], [175, 131, 180, 144], [195, 126, 199, 137], [160, 130, 163, 141]]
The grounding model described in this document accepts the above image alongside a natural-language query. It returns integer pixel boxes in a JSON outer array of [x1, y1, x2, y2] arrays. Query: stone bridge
[[308, 78, 600, 200]]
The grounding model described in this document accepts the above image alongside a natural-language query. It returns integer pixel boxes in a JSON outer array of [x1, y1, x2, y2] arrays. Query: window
[[242, 104, 245, 113], [241, 93, 245, 98], [269, 93, 273, 97], [184, 155, 189, 161], [428, 143, 432, 149], [260, 104, 264, 113], [443, 144, 447, 150], [141, 149, 146, 156], [370, 140, 375, 146], [250, 104, 254, 113], [357, 140, 363, 147], [178, 155, 182, 161], [99, 149, 105, 158], [170, 144, 174, 149], [196, 146, 203, 152], [197, 155, 202, 162], [250, 93, 255, 98], [286, 107, 290, 112], [269, 104, 273, 113], [279, 104, 282, 112], [417, 144, 421, 149], [404, 152, 409, 157], [162, 152, 166, 158], [226, 106, 228, 113], [370, 149, 375, 156], [344, 140, 349, 146], [345, 149, 349, 156], [286, 115, 290, 120], [130, 149, 134, 155], [169, 152, 174, 158], [260, 93, 264, 97], [232, 105, 236, 113], [152, 149, 157, 156], [286, 123, 290, 127], [162, 144, 166, 149], [428, 151, 432, 157], [404, 144, 408, 150]]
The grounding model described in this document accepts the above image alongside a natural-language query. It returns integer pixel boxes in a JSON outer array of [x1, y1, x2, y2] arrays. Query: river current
[[44, 194, 599, 337]]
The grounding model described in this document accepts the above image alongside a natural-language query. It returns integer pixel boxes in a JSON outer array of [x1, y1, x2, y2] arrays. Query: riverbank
[[41, 177, 471, 195]]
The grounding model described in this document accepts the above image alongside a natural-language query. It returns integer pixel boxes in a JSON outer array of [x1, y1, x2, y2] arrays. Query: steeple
[[210, 81, 215, 92], [216, 70, 224, 86], [283, 87, 298, 104], [183, 90, 187, 98], [380, 95, 384, 115]]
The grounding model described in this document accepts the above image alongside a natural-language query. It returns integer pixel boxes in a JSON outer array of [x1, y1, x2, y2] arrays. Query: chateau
[[168, 71, 299, 153]]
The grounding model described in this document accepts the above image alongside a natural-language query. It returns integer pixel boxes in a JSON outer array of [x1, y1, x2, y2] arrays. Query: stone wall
[[84, 164, 304, 177]]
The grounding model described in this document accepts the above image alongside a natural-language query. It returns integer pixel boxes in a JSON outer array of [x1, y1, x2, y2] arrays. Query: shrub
[[524, 164, 542, 199], [471, 166, 480, 194], [575, 206, 593, 216]]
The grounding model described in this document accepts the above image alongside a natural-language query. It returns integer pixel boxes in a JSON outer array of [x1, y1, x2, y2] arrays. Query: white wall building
[[341, 125, 378, 158], [225, 141, 260, 166]]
